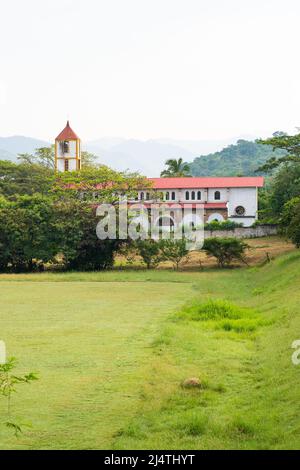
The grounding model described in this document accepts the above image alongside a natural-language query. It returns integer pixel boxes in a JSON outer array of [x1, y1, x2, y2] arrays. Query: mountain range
[[0, 134, 258, 176]]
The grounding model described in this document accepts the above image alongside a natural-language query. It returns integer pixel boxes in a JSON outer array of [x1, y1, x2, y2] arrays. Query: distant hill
[[0, 134, 279, 177], [84, 136, 258, 175], [0, 136, 50, 162], [0, 148, 17, 162], [189, 139, 286, 177], [84, 139, 196, 175]]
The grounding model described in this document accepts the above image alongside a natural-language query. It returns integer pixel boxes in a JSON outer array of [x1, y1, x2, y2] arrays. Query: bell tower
[[55, 121, 81, 172]]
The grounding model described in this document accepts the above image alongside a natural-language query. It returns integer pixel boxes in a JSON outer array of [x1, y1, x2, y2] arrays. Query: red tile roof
[[55, 121, 80, 141], [149, 177, 264, 189], [140, 202, 227, 209]]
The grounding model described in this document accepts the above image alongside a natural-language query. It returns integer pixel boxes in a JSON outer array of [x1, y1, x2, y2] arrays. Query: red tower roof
[[55, 121, 80, 141]]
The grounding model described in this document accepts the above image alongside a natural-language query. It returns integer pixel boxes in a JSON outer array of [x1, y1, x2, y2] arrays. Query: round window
[[235, 206, 246, 216]]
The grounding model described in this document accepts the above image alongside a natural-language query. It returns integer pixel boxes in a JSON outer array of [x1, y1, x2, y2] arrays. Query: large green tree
[[0, 161, 54, 197], [0, 195, 56, 272], [257, 131, 300, 173]]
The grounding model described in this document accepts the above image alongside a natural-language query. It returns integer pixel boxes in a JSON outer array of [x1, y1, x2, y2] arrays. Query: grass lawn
[[0, 243, 300, 449]]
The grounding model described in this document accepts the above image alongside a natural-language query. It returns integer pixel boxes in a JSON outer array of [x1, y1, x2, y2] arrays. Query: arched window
[[185, 191, 190, 200], [140, 192, 144, 200], [191, 191, 195, 200], [171, 191, 176, 201], [197, 191, 201, 200], [214, 191, 221, 201], [166, 191, 170, 201], [146, 192, 150, 201], [63, 141, 70, 153]]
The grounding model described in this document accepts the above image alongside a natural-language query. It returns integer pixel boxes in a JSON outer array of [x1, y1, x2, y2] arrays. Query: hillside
[[0, 134, 266, 176], [189, 139, 286, 176], [0, 136, 50, 162]]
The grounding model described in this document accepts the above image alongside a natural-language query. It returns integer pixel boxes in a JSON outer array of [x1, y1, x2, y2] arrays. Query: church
[[54, 122, 264, 228]]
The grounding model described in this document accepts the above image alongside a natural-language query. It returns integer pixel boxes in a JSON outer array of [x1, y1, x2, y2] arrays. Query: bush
[[160, 239, 189, 270], [134, 239, 163, 269], [280, 197, 300, 248], [204, 220, 243, 231], [178, 299, 249, 321], [202, 237, 249, 267]]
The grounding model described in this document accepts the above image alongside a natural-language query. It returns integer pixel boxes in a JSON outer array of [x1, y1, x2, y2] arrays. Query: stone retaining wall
[[204, 224, 278, 239]]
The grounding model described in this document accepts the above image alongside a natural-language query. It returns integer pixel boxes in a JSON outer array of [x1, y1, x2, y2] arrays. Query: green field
[[1, 251, 300, 449]]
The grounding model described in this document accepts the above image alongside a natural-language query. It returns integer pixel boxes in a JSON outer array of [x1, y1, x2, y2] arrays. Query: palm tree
[[160, 158, 191, 177]]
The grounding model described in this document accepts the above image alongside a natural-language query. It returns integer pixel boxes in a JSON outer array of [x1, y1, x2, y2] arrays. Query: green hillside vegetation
[[1, 249, 300, 449], [189, 139, 285, 176]]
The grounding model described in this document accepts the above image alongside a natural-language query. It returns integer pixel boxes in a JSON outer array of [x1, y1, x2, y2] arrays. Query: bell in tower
[[55, 121, 81, 172]]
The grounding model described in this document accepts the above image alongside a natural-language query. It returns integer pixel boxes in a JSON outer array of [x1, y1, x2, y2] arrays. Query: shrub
[[175, 411, 208, 436], [0, 357, 38, 436], [202, 237, 249, 267], [160, 239, 189, 270], [134, 239, 163, 269], [179, 299, 247, 321], [281, 197, 300, 248], [204, 220, 243, 231]]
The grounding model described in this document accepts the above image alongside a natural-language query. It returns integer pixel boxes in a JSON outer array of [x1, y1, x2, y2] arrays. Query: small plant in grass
[[230, 416, 256, 437], [202, 237, 249, 268], [0, 357, 38, 436], [175, 411, 208, 437], [179, 299, 247, 321]]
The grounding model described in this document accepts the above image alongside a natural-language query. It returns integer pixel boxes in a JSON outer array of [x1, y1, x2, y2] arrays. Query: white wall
[[137, 187, 259, 227], [56, 140, 77, 158], [207, 188, 227, 202], [56, 158, 78, 172], [227, 187, 257, 216], [56, 159, 65, 172]]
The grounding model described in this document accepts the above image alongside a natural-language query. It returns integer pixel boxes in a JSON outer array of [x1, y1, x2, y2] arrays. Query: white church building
[[54, 122, 264, 227], [136, 176, 264, 227]]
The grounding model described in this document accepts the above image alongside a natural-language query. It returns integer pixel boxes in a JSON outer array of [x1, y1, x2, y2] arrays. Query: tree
[[18, 145, 55, 169], [202, 238, 249, 268], [0, 161, 54, 197], [18, 145, 99, 169], [134, 239, 162, 269], [81, 151, 98, 167], [281, 197, 300, 248], [160, 239, 189, 270], [256, 132, 300, 173], [0, 195, 56, 272], [0, 155, 150, 272], [268, 163, 300, 215], [62, 202, 122, 271], [160, 158, 191, 177]]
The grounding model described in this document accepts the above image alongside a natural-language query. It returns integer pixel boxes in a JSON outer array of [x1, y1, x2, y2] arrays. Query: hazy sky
[[1, 0, 300, 142]]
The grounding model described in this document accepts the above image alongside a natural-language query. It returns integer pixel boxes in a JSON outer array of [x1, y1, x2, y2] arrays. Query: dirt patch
[[115, 236, 295, 270]]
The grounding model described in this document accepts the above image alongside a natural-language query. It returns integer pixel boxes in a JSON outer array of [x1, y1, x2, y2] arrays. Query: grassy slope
[[0, 251, 300, 449], [113, 252, 300, 450]]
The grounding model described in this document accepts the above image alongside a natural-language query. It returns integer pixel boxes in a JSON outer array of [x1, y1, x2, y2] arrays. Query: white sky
[[0, 0, 300, 142]]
